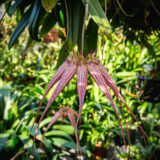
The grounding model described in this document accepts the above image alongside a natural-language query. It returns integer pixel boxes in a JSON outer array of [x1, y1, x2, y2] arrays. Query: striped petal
[[25, 61, 68, 153], [43, 111, 62, 137], [40, 61, 69, 108], [98, 64, 150, 158], [117, 98, 131, 158], [77, 65, 88, 126], [98, 64, 131, 156], [68, 112, 81, 155], [98, 64, 121, 97], [121, 97, 150, 158], [31, 64, 77, 153], [88, 64, 127, 151]]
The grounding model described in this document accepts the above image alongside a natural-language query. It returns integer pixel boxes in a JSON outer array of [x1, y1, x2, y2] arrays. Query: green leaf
[[83, 0, 111, 36], [116, 72, 137, 78], [26, 124, 42, 138], [40, 11, 57, 36], [8, 8, 31, 49], [53, 124, 74, 135], [67, 0, 85, 48], [45, 130, 74, 141], [52, 137, 69, 146], [41, 0, 58, 12], [82, 19, 98, 56], [56, 42, 69, 68], [28, 0, 45, 40]]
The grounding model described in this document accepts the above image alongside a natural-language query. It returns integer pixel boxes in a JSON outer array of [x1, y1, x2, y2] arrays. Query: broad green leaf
[[28, 0, 45, 40], [83, 19, 98, 56], [52, 137, 69, 146], [56, 42, 69, 68], [26, 124, 42, 138], [83, 0, 111, 36], [41, 0, 58, 12], [9, 8, 31, 49], [45, 130, 74, 141], [53, 124, 74, 135], [67, 0, 84, 48], [39, 117, 53, 128], [40, 11, 57, 36]]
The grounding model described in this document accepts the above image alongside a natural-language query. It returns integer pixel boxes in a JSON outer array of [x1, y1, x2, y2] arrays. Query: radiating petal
[[25, 61, 68, 153], [43, 111, 62, 137], [98, 64, 121, 97], [88, 64, 127, 150], [40, 61, 69, 106], [77, 65, 88, 126], [31, 64, 77, 153], [98, 64, 131, 156], [98, 64, 150, 158]]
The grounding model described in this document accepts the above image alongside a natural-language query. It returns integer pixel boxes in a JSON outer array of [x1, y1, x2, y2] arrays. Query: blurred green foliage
[[0, 13, 160, 160]]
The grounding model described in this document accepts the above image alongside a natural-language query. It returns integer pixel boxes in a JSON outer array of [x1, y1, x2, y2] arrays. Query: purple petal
[[121, 98, 151, 158], [99, 64, 150, 158], [68, 112, 81, 155], [88, 64, 127, 150], [98, 64, 121, 97], [31, 64, 77, 153], [43, 111, 62, 137], [117, 98, 131, 158], [77, 65, 88, 126], [26, 61, 68, 153]]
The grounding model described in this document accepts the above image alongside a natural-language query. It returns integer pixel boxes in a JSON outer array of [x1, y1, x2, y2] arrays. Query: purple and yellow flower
[[29, 50, 150, 158]]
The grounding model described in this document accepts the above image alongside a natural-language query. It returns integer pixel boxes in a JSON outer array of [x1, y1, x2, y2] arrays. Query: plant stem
[[81, 3, 88, 55]]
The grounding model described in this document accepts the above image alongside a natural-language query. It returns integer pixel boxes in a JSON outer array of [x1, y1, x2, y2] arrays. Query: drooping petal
[[117, 98, 131, 159], [43, 111, 62, 137], [68, 112, 81, 155], [88, 64, 127, 151], [98, 64, 150, 158], [98, 64, 131, 156], [77, 65, 88, 126], [31, 64, 77, 153], [25, 61, 68, 153], [121, 98, 151, 159]]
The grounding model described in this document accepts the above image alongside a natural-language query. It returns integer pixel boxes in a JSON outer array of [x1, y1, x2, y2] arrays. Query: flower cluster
[[29, 50, 150, 158]]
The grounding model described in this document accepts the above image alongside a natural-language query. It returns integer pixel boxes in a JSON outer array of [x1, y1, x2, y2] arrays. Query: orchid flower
[[28, 50, 150, 159], [42, 106, 81, 154]]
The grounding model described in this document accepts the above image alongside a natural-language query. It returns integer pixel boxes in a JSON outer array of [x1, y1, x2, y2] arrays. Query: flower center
[[67, 52, 100, 66]]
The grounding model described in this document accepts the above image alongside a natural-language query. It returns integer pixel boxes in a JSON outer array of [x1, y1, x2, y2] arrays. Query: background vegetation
[[0, 0, 160, 160]]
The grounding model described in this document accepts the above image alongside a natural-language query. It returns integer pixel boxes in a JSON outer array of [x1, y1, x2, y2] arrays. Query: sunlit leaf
[[83, 0, 111, 36], [41, 0, 58, 12]]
